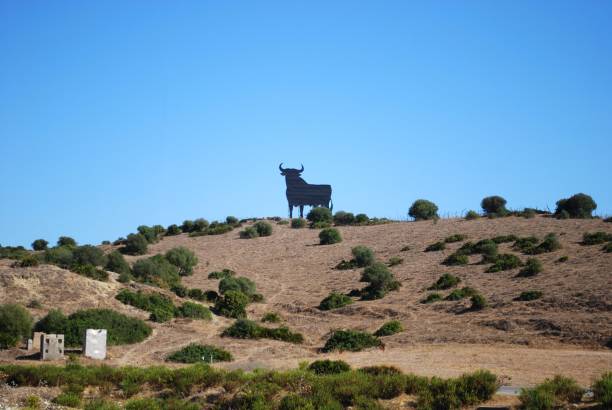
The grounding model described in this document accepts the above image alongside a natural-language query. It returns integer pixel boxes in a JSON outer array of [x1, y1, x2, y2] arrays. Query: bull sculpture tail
[[329, 199, 333, 213]]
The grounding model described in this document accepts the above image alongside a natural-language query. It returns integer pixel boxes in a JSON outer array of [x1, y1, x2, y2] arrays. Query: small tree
[[307, 207, 333, 224], [481, 196, 508, 216], [333, 211, 355, 226], [254, 221, 273, 237], [165, 247, 198, 276], [226, 216, 239, 225], [57, 236, 77, 247], [132, 255, 180, 288], [194, 218, 209, 232], [214, 290, 250, 318], [360, 262, 399, 300], [105, 251, 130, 275], [319, 228, 342, 245], [408, 199, 439, 221], [73, 245, 107, 267], [181, 220, 195, 233], [0, 304, 33, 348], [122, 233, 148, 255], [555, 193, 597, 218], [166, 224, 182, 236], [137, 225, 159, 244], [352, 246, 375, 267], [355, 213, 369, 224], [31, 239, 48, 251]]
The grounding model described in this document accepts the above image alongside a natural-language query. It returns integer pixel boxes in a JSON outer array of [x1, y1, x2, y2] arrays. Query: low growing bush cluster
[[428, 273, 460, 290], [322, 329, 381, 352], [373, 320, 403, 337], [167, 343, 232, 363], [222, 319, 304, 344], [359, 262, 400, 300], [319, 292, 353, 311]]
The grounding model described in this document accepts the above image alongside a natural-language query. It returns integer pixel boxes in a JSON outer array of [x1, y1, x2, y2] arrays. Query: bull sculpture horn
[[299, 164, 304, 172], [279, 163, 285, 172]]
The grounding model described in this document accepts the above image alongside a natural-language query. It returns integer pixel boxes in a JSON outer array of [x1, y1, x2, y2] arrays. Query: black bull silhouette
[[279, 163, 333, 218]]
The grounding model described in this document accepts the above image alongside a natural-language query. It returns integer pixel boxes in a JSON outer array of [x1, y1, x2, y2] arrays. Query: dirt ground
[[1, 215, 611, 388]]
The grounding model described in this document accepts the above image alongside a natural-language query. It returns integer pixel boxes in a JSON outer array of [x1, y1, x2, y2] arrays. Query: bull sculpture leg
[[289, 204, 293, 218], [299, 205, 304, 218]]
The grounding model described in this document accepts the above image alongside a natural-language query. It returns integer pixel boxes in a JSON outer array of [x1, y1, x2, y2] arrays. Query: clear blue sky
[[1, 1, 611, 248]]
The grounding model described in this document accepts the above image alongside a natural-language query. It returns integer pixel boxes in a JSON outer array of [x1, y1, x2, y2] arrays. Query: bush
[[116, 289, 176, 322], [360, 262, 399, 300], [444, 234, 467, 243], [421, 293, 442, 304], [520, 375, 584, 409], [71, 264, 109, 281], [465, 210, 480, 220], [442, 253, 468, 266], [319, 292, 353, 310], [470, 294, 487, 310], [428, 273, 460, 290], [214, 290, 250, 318], [527, 233, 561, 255], [262, 312, 281, 323], [57, 236, 77, 247], [513, 236, 540, 253], [31, 239, 48, 251], [555, 193, 597, 219], [604, 242, 612, 253], [193, 218, 209, 232], [166, 224, 182, 236], [425, 241, 445, 252], [137, 225, 159, 244], [73, 245, 107, 267], [226, 216, 239, 225], [222, 319, 304, 344], [522, 208, 537, 219], [53, 392, 82, 407], [492, 235, 518, 244], [18, 255, 40, 267], [105, 251, 131, 275], [122, 233, 148, 255], [593, 372, 612, 408], [408, 199, 439, 221], [582, 231, 612, 245], [355, 213, 369, 224], [291, 218, 306, 229], [44, 246, 74, 268], [132, 255, 180, 288], [486, 254, 522, 272], [219, 276, 256, 297], [373, 320, 403, 337], [517, 291, 543, 301], [517, 258, 543, 277], [172, 284, 188, 297], [556, 256, 569, 263], [308, 360, 351, 375], [481, 196, 507, 215], [319, 228, 342, 245], [165, 247, 198, 276], [167, 343, 232, 363], [323, 330, 381, 352], [352, 246, 375, 267], [208, 269, 235, 280], [0, 304, 33, 348], [35, 308, 151, 346], [388, 256, 403, 266], [254, 221, 273, 237], [181, 220, 195, 233], [239, 226, 259, 239], [176, 302, 212, 320], [445, 287, 477, 301], [307, 207, 333, 224], [333, 211, 355, 226]]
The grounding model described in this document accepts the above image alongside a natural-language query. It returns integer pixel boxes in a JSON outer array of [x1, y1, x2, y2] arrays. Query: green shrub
[[44, 246, 74, 267], [193, 218, 209, 232], [122, 233, 148, 255], [219, 276, 256, 296], [167, 343, 232, 363], [18, 255, 40, 267], [319, 228, 342, 245], [556, 256, 569, 263], [582, 231, 612, 245], [428, 273, 460, 290], [71, 264, 109, 281], [291, 218, 306, 229], [333, 211, 355, 226], [527, 234, 561, 255], [132, 255, 180, 288], [308, 360, 351, 375], [520, 375, 584, 409], [35, 308, 151, 346], [491, 234, 518, 244], [513, 236, 540, 253], [226, 216, 239, 226], [311, 221, 332, 229], [214, 290, 250, 318], [307, 207, 333, 224], [470, 294, 487, 310], [222, 319, 304, 344], [323, 330, 381, 352], [352, 246, 375, 267], [319, 292, 353, 311], [262, 312, 281, 323], [465, 210, 480, 220], [239, 226, 259, 239], [373, 320, 403, 337], [53, 392, 82, 407], [442, 253, 468, 266], [388, 256, 403, 266], [517, 291, 543, 301], [0, 304, 33, 348], [522, 208, 537, 219], [517, 258, 543, 277], [208, 268, 235, 279], [166, 224, 182, 236], [360, 262, 400, 300], [481, 196, 508, 215], [593, 372, 612, 408], [445, 287, 477, 301], [165, 247, 198, 276], [425, 241, 445, 252], [486, 254, 522, 272], [444, 234, 466, 243], [421, 293, 442, 304], [31, 239, 48, 251], [477, 242, 499, 264], [176, 302, 212, 320], [105, 251, 131, 275], [408, 199, 439, 221], [181, 220, 195, 233], [604, 242, 612, 253], [125, 398, 161, 410], [355, 213, 369, 224], [57, 236, 77, 247], [254, 221, 273, 237], [135, 226, 158, 244], [555, 193, 597, 219]]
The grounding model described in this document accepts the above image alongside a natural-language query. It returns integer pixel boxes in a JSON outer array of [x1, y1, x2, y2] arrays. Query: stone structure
[[41, 334, 64, 360], [83, 329, 107, 360], [32, 331, 45, 351]]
